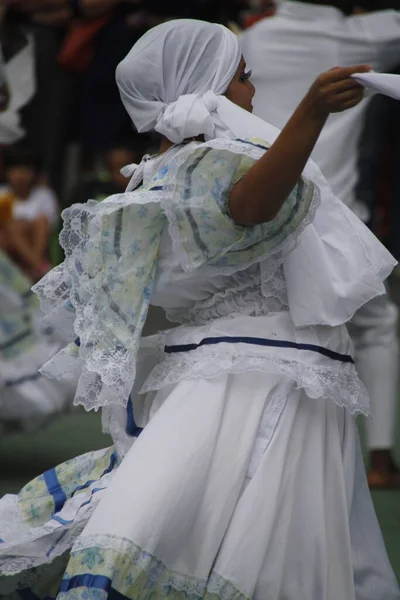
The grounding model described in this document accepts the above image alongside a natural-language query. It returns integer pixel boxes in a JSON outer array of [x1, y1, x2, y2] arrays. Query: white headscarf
[[116, 19, 242, 144]]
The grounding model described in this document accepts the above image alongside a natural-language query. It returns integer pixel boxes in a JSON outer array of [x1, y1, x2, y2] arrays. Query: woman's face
[[226, 57, 255, 113]]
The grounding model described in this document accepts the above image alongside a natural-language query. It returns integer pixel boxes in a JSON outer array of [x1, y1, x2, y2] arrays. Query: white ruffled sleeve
[[283, 165, 396, 327]]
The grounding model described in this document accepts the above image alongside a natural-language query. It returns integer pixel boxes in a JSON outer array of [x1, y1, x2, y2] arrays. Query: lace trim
[[141, 347, 370, 417], [101, 367, 290, 469], [0, 512, 89, 577], [0, 552, 69, 595], [40, 343, 83, 381], [165, 265, 288, 326], [0, 462, 115, 575], [33, 188, 165, 345], [32, 140, 319, 412], [70, 533, 249, 599]]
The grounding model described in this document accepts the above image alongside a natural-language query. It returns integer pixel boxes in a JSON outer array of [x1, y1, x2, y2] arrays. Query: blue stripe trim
[[165, 336, 354, 365], [235, 138, 269, 151], [74, 337, 80, 347], [49, 452, 117, 524], [149, 185, 163, 191], [78, 487, 106, 510], [70, 451, 118, 498], [43, 469, 67, 514], [52, 487, 107, 526], [59, 575, 128, 599], [52, 515, 72, 526], [126, 397, 143, 437], [5, 371, 41, 387], [46, 531, 68, 558], [59, 574, 111, 593], [0, 329, 32, 351]]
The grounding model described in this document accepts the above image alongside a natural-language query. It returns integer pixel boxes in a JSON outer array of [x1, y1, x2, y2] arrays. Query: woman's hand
[[304, 65, 370, 119]]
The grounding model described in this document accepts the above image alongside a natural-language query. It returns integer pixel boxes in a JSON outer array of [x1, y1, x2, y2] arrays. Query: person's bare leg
[[4, 220, 42, 277]]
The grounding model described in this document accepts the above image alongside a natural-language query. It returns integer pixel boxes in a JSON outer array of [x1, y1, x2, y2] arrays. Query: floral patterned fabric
[[0, 448, 119, 598], [168, 141, 314, 272], [33, 138, 316, 413], [18, 447, 118, 526], [56, 535, 249, 600]]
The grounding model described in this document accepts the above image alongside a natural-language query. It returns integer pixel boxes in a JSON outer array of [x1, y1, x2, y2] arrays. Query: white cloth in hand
[[352, 72, 400, 101]]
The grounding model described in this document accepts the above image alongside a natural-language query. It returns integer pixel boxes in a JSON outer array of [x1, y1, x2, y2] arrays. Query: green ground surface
[[0, 408, 399, 581]]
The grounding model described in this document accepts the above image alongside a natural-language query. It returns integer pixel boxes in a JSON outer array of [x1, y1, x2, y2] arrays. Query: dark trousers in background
[[20, 24, 81, 200]]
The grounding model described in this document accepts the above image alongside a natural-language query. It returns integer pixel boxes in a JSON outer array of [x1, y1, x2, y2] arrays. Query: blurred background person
[[67, 140, 145, 204], [5, 0, 250, 201], [0, 248, 75, 436], [241, 0, 400, 488], [0, 46, 10, 115], [242, 0, 277, 27], [0, 4, 35, 147], [0, 145, 57, 281], [0, 140, 74, 436], [356, 67, 400, 271]]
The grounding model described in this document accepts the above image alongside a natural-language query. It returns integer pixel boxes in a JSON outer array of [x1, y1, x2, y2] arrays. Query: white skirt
[[0, 367, 398, 599]]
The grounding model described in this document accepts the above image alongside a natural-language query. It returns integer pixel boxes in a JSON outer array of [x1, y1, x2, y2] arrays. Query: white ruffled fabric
[[32, 136, 395, 416], [139, 313, 369, 415]]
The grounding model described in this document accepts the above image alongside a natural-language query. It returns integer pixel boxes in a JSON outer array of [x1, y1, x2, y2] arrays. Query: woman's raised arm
[[229, 65, 370, 225]]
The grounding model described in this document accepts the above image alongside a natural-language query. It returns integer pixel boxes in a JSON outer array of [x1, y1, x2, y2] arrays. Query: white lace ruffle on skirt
[[140, 313, 368, 409]]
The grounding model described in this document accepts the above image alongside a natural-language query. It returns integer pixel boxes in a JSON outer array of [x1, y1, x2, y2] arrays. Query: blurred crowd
[[0, 0, 399, 270], [0, 0, 277, 274], [0, 0, 274, 435], [0, 0, 400, 485]]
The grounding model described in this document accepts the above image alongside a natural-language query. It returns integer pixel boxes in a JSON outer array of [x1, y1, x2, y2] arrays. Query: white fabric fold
[[210, 101, 397, 326], [155, 91, 220, 143], [352, 72, 400, 102]]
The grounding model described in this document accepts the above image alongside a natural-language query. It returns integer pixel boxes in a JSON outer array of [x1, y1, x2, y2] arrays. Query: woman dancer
[[0, 19, 398, 600]]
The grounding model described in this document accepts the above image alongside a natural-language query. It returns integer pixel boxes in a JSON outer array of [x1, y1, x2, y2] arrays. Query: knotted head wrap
[[116, 19, 242, 143]]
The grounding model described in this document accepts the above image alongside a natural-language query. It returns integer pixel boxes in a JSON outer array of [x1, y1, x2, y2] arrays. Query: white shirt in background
[[241, 1, 400, 214], [0, 185, 59, 226], [0, 36, 35, 145]]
